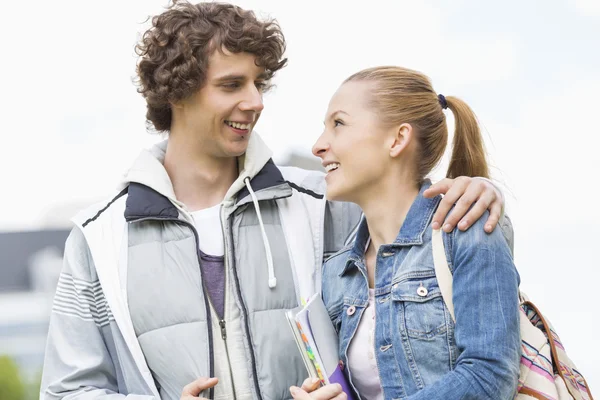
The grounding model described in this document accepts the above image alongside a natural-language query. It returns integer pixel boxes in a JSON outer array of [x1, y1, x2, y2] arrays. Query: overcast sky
[[2, 0, 599, 390]]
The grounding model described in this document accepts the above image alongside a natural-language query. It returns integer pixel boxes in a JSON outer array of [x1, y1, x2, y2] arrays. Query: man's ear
[[389, 123, 413, 158]]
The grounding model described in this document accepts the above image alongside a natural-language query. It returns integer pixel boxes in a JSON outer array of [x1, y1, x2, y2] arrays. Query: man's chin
[[224, 143, 249, 158], [216, 133, 246, 154]]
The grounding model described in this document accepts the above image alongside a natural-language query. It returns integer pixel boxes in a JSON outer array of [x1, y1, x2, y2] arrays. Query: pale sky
[[2, 0, 599, 391]]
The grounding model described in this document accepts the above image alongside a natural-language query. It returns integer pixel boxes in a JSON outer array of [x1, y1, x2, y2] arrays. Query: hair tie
[[438, 94, 448, 110]]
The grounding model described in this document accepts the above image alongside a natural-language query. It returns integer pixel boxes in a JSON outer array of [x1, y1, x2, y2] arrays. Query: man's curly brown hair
[[135, 1, 287, 132]]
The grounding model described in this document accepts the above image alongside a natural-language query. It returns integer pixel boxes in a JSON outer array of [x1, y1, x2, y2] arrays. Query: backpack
[[431, 228, 594, 399]]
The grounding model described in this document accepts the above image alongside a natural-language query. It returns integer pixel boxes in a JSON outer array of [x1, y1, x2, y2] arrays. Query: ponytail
[[445, 96, 489, 179]]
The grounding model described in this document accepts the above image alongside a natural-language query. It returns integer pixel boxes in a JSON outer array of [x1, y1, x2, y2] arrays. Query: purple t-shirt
[[199, 249, 225, 320], [191, 204, 226, 321]]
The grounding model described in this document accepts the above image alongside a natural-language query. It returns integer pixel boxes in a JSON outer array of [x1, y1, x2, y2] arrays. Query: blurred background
[[1, 0, 599, 398]]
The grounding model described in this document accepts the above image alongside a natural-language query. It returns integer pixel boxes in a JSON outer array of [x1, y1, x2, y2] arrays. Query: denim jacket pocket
[[391, 274, 454, 388], [391, 274, 448, 340]]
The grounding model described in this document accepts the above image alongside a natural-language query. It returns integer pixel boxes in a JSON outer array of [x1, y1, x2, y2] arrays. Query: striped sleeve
[[41, 227, 154, 400], [52, 273, 114, 328]]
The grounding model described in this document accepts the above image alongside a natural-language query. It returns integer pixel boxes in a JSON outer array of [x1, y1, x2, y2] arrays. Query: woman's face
[[312, 80, 395, 203]]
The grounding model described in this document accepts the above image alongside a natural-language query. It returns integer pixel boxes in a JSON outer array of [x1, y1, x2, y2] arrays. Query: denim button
[[347, 305, 356, 316], [417, 285, 428, 297]]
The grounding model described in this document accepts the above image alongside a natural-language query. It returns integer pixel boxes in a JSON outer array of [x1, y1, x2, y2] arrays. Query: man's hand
[[423, 177, 502, 233], [181, 377, 218, 399], [290, 377, 347, 399]]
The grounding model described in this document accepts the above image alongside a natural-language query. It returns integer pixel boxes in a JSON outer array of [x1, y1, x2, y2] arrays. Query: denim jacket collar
[[342, 179, 441, 275]]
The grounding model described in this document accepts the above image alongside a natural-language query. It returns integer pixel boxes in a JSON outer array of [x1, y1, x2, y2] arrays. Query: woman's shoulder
[[441, 209, 520, 300], [447, 211, 512, 253]]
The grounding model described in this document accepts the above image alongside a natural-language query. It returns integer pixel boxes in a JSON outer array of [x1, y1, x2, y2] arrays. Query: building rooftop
[[0, 229, 70, 292]]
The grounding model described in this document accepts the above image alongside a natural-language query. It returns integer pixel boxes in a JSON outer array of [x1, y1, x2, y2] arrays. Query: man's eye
[[222, 82, 241, 89], [255, 81, 270, 92]]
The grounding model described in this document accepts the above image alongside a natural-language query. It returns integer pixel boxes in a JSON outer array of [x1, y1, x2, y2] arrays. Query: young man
[[40, 2, 507, 400]]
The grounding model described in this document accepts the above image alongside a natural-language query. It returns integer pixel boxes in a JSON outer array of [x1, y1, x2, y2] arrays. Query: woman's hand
[[290, 377, 347, 400]]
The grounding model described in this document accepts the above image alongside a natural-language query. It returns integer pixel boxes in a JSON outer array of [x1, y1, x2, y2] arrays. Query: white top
[[346, 288, 384, 400], [190, 203, 224, 256]]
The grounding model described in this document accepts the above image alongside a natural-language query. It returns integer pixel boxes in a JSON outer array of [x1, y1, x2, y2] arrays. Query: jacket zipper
[[224, 211, 264, 400], [199, 283, 237, 399], [218, 319, 237, 398], [129, 216, 216, 400], [219, 204, 237, 399]]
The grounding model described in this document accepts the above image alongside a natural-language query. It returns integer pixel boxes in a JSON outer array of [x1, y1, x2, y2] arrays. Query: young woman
[[292, 66, 520, 400]]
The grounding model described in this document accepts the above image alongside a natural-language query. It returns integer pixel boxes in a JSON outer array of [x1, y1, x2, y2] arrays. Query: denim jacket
[[322, 180, 521, 400]]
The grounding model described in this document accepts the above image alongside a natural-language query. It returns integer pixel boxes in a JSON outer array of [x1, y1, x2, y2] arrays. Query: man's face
[[173, 49, 268, 158]]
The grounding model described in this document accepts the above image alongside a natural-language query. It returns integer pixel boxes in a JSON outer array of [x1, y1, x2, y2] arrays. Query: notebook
[[286, 293, 356, 399]]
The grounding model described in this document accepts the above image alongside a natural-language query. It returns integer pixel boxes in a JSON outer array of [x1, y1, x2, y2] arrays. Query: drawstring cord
[[244, 177, 277, 289]]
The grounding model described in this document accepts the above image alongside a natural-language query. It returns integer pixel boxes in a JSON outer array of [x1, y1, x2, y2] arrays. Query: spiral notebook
[[286, 294, 356, 399]]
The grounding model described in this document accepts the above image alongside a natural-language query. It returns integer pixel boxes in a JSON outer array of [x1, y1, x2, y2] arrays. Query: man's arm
[[325, 177, 512, 256], [323, 200, 363, 258], [41, 228, 154, 400]]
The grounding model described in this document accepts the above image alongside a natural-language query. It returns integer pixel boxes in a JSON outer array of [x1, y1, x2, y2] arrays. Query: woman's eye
[[334, 119, 344, 127]]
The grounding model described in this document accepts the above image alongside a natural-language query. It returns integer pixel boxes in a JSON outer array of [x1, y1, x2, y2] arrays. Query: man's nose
[[239, 86, 264, 113]]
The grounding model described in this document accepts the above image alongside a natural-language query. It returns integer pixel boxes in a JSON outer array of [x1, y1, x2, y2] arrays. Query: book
[[286, 294, 356, 399]]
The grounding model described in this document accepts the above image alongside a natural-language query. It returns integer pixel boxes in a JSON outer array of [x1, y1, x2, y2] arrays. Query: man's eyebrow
[[213, 72, 270, 82], [213, 74, 246, 82]]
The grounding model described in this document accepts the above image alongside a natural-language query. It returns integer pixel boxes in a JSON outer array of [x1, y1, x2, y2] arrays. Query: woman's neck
[[358, 179, 420, 254]]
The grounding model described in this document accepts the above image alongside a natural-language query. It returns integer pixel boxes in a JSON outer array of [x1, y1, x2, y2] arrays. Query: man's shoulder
[[277, 165, 324, 179], [72, 186, 129, 229], [278, 165, 326, 197]]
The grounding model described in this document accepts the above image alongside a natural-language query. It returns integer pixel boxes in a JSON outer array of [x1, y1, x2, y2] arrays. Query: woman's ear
[[389, 123, 413, 158]]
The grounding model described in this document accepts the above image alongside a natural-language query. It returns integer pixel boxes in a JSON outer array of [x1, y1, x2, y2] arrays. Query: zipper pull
[[219, 319, 227, 340]]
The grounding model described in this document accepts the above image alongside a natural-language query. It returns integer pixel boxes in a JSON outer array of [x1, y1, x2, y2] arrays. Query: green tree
[[0, 356, 26, 400]]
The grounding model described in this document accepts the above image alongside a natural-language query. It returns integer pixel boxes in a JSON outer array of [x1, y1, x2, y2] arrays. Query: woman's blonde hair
[[344, 66, 489, 180]]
